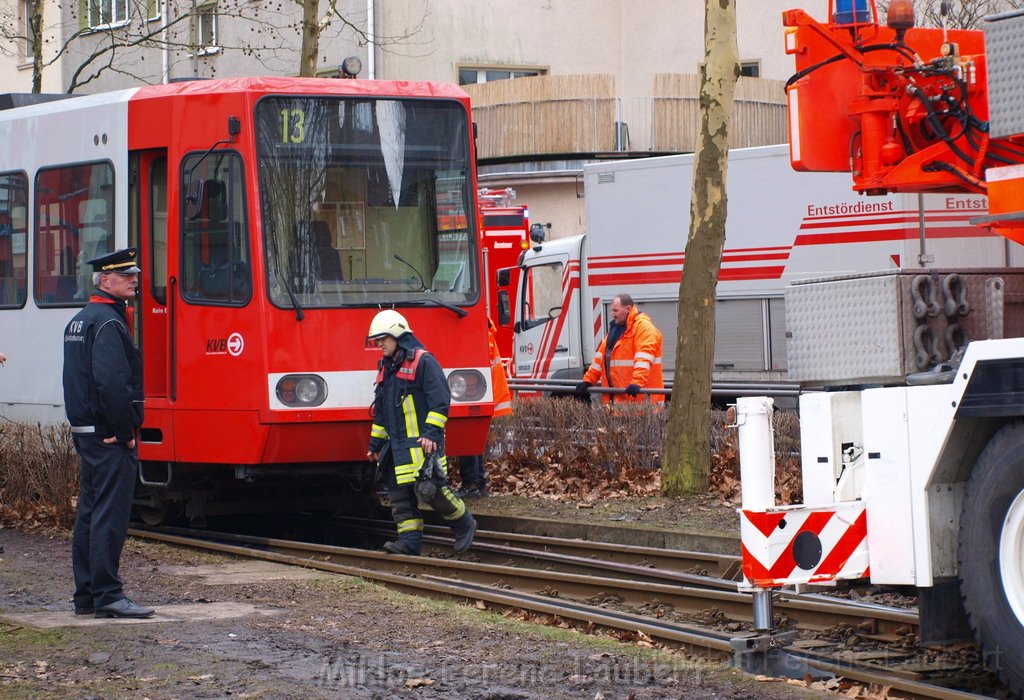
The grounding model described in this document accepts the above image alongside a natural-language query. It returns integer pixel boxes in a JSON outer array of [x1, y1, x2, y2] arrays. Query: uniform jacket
[[63, 290, 144, 441], [488, 319, 512, 417], [582, 305, 665, 404], [368, 334, 451, 484]]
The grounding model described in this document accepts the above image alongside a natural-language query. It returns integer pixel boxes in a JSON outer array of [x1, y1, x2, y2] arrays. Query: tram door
[[131, 149, 174, 459]]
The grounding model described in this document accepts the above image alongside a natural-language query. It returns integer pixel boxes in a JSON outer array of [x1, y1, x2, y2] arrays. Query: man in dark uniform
[[63, 248, 153, 619], [365, 309, 476, 556]]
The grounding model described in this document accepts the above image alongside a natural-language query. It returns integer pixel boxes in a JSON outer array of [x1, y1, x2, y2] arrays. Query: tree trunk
[[662, 0, 739, 496], [30, 0, 44, 92], [298, 0, 321, 77]]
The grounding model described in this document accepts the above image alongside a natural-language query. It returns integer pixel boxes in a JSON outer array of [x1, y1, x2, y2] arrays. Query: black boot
[[383, 531, 422, 556], [450, 514, 476, 554]]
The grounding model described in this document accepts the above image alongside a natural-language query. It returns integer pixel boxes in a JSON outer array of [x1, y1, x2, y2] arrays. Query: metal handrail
[[508, 377, 801, 399]]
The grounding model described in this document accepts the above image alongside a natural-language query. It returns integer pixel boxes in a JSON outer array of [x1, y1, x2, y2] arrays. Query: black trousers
[[71, 435, 138, 609], [458, 455, 487, 487]]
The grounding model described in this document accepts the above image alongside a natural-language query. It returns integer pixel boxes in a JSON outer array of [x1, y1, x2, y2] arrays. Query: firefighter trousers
[[383, 452, 468, 543]]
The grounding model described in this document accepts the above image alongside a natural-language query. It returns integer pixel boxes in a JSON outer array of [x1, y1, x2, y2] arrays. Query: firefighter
[[575, 293, 665, 404], [365, 310, 476, 556], [63, 248, 154, 619], [457, 318, 512, 498]]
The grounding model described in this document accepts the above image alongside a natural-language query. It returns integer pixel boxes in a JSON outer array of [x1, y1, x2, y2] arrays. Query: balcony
[[464, 74, 788, 162]]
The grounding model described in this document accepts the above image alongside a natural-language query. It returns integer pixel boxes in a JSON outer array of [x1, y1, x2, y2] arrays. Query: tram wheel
[[134, 501, 179, 527], [958, 420, 1024, 696]]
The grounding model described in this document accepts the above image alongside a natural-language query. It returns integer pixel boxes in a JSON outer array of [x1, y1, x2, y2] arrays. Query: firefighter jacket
[[368, 333, 451, 484], [582, 304, 665, 404], [62, 290, 144, 442], [488, 319, 512, 417]]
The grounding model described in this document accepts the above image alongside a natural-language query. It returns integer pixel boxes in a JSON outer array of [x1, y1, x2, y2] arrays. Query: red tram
[[0, 78, 494, 523]]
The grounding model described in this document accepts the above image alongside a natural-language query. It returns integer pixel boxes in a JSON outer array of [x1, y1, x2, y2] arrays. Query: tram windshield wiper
[[403, 298, 468, 318], [267, 221, 304, 321]]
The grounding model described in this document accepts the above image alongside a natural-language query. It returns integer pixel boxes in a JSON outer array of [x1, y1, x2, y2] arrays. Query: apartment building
[[2, 0, 827, 234]]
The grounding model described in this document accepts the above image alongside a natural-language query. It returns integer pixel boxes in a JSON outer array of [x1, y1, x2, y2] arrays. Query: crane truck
[[734, 1, 1024, 693]]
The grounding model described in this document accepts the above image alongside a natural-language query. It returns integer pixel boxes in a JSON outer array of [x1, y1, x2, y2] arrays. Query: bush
[[481, 398, 802, 504], [0, 422, 79, 528]]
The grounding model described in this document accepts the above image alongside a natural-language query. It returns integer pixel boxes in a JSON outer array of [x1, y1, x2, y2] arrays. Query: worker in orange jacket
[[575, 293, 665, 404], [458, 319, 512, 497]]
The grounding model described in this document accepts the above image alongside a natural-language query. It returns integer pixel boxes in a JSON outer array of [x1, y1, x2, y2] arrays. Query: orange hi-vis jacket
[[582, 305, 665, 404], [488, 319, 512, 417]]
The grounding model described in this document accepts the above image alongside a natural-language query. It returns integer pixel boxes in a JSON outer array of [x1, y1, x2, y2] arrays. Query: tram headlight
[[276, 374, 328, 407], [447, 370, 487, 402]]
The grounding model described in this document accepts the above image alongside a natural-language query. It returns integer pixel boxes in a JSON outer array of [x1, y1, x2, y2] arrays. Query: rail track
[[128, 521, 999, 699]]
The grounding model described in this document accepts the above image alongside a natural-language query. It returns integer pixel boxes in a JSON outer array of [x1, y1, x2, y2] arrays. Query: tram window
[[255, 96, 478, 309], [34, 162, 114, 307], [0, 172, 28, 309], [150, 157, 168, 305], [180, 151, 251, 305]]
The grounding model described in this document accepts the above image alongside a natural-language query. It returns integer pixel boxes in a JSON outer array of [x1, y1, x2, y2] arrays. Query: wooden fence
[[465, 73, 788, 160]]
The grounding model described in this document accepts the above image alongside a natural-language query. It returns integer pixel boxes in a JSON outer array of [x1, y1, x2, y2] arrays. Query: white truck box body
[[513, 144, 1013, 390]]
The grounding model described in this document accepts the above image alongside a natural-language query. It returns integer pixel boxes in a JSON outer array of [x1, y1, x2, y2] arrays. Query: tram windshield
[[255, 96, 477, 309]]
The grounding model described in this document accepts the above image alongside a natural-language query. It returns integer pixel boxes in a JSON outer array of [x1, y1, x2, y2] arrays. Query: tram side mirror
[[497, 290, 512, 326], [185, 178, 206, 221], [496, 268, 511, 288]]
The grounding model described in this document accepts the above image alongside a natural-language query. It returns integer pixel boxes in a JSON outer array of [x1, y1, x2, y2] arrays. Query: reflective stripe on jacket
[[582, 305, 665, 404], [368, 338, 452, 484]]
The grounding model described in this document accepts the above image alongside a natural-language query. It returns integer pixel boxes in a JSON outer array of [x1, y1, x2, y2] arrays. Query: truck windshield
[[255, 96, 477, 309]]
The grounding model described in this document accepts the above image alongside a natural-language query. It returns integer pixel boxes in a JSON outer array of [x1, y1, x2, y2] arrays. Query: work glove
[[625, 383, 641, 397], [574, 381, 592, 402]]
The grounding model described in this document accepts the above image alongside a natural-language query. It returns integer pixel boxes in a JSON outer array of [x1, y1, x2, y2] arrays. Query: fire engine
[[477, 187, 533, 366], [734, 2, 1024, 692], [0, 77, 494, 525], [507, 144, 1012, 402]]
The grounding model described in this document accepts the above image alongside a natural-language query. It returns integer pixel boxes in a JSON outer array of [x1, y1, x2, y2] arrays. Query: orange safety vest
[[582, 305, 664, 404], [488, 320, 512, 417]]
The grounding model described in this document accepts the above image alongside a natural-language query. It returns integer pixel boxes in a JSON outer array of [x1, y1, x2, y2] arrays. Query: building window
[[195, 3, 218, 53], [740, 61, 760, 78], [458, 67, 543, 86], [21, 0, 37, 60], [88, 0, 129, 28]]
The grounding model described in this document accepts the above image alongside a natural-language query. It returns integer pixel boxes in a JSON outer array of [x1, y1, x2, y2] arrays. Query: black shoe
[[383, 540, 420, 556], [74, 607, 94, 616], [457, 483, 488, 499], [452, 515, 477, 554], [94, 598, 155, 619]]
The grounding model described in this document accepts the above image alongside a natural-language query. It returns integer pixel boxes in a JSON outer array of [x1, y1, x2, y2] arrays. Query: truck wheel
[[959, 420, 1024, 695]]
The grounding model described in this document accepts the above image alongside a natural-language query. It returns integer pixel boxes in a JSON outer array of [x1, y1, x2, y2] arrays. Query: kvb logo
[[205, 332, 245, 356]]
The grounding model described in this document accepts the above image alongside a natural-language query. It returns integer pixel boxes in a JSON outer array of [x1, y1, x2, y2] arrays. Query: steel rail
[[128, 527, 733, 659], [128, 527, 989, 700], [134, 525, 917, 635], [336, 516, 742, 579]]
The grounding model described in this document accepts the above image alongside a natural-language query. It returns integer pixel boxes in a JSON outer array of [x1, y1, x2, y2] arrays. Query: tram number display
[[281, 108, 306, 144]]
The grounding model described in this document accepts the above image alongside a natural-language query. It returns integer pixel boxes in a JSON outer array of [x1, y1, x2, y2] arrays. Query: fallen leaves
[[474, 403, 802, 505]]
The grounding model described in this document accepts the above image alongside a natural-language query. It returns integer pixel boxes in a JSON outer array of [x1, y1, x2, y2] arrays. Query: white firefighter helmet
[[367, 309, 412, 340]]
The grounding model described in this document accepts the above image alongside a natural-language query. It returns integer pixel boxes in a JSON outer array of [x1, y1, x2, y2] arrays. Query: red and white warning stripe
[[739, 502, 870, 589]]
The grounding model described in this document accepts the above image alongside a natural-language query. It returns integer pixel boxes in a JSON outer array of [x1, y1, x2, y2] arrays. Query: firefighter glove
[[625, 383, 641, 397]]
